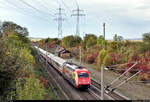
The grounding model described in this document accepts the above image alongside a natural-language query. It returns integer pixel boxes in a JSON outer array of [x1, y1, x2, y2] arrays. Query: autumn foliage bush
[[125, 58, 150, 81], [43, 94, 51, 100], [109, 53, 124, 65], [87, 52, 99, 64], [39, 77, 49, 88]]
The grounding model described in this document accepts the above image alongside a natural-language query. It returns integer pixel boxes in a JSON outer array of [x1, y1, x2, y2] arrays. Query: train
[[34, 46, 91, 89]]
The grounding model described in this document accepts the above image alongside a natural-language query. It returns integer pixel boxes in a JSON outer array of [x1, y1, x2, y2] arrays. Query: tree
[[0, 32, 32, 99], [16, 75, 45, 100], [45, 38, 58, 44], [0, 36, 25, 97], [97, 35, 105, 45], [97, 49, 107, 67], [0, 21, 2, 37], [108, 41, 119, 52], [118, 36, 124, 42], [82, 34, 97, 49], [61, 35, 82, 48], [113, 34, 124, 42], [1, 21, 29, 36], [139, 32, 150, 52], [114, 34, 118, 41], [143, 32, 150, 44], [103, 54, 111, 66]]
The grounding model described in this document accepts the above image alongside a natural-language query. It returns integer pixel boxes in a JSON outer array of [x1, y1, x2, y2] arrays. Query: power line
[[4, 0, 31, 15], [36, 0, 55, 14], [19, 0, 55, 17], [75, 0, 79, 6], [59, 0, 74, 36], [61, 0, 71, 13], [54, 0, 74, 37], [0, 0, 58, 38], [54, 5, 66, 38], [54, 0, 61, 6], [2, 0, 51, 22], [71, 5, 85, 36], [2, 0, 36, 17]]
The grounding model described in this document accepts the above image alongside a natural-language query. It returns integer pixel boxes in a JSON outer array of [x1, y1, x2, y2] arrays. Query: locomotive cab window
[[78, 73, 89, 78]]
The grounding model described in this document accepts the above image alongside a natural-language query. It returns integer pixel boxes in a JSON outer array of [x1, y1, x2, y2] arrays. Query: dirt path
[[72, 58, 150, 100]]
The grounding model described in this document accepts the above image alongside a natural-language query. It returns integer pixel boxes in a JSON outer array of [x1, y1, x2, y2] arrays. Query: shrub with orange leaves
[[39, 77, 49, 88], [87, 52, 98, 64], [43, 94, 51, 100]]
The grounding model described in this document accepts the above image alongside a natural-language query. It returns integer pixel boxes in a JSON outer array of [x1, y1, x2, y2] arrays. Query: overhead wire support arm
[[105, 62, 138, 90], [110, 71, 141, 92]]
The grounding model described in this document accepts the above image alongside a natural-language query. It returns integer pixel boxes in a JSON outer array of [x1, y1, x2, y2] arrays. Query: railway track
[[38, 55, 69, 100], [36, 49, 128, 100]]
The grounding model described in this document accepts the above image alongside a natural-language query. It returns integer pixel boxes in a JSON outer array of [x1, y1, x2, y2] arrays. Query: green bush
[[82, 34, 97, 49], [108, 41, 119, 52], [16, 75, 45, 100], [103, 54, 111, 66], [61, 35, 82, 48]]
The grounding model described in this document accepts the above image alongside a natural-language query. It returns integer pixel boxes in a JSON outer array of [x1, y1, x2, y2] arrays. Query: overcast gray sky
[[0, 0, 150, 39]]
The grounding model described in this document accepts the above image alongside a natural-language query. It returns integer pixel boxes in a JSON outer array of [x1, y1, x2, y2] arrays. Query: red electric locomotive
[[62, 62, 91, 89]]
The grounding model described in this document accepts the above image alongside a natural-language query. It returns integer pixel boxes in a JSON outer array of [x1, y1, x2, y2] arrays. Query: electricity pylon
[[54, 5, 66, 39], [71, 5, 85, 36]]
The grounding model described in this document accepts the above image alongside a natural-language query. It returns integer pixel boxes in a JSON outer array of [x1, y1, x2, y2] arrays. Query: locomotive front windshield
[[78, 73, 89, 78]]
